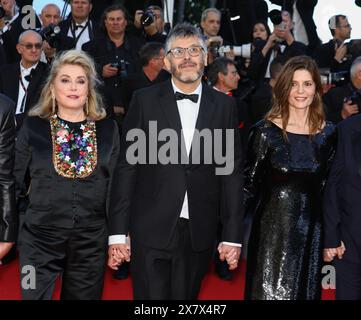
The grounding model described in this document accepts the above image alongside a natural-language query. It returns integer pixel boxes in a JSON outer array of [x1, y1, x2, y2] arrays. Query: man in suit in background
[[108, 22, 244, 299], [0, 94, 17, 264], [58, 0, 101, 50], [323, 113, 361, 299], [0, 30, 48, 130]]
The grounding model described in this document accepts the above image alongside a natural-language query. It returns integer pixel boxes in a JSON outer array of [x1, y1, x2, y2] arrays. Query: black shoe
[[215, 259, 233, 281], [113, 262, 129, 280]]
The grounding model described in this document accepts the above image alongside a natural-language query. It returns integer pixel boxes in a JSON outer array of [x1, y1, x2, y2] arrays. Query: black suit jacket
[[109, 80, 244, 251], [0, 62, 49, 128], [0, 94, 17, 242], [58, 17, 102, 49], [14, 116, 121, 232], [324, 114, 361, 263]]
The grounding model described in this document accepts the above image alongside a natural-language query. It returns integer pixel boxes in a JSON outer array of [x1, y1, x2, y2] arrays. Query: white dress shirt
[[292, 0, 309, 46], [67, 19, 91, 50], [16, 62, 38, 115]]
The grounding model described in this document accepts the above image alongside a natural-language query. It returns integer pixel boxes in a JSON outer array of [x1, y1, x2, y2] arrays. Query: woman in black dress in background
[[244, 56, 337, 300]]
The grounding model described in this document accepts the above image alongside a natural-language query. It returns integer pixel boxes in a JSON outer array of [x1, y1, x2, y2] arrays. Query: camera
[[346, 89, 361, 105], [110, 60, 129, 77], [140, 10, 155, 27], [39, 23, 61, 49], [218, 44, 252, 59], [320, 69, 349, 86], [268, 9, 287, 42], [356, 0, 361, 7], [0, 6, 5, 20]]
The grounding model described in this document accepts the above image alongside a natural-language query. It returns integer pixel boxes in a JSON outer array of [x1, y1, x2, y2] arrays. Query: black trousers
[[334, 258, 361, 300], [131, 218, 213, 300], [19, 221, 108, 300]]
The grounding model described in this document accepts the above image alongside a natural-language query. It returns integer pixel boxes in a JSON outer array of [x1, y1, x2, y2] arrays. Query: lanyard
[[70, 20, 91, 45], [19, 72, 29, 113]]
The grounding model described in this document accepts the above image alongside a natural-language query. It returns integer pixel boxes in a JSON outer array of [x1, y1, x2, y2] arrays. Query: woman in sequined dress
[[14, 50, 121, 300], [244, 56, 337, 300]]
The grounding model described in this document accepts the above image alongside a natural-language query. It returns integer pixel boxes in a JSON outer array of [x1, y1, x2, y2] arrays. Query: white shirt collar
[[74, 18, 89, 28], [171, 78, 202, 96], [20, 62, 39, 75]]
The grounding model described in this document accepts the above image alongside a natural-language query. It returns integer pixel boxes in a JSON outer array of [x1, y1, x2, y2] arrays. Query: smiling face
[[288, 69, 316, 110], [164, 36, 206, 85], [52, 64, 89, 114]]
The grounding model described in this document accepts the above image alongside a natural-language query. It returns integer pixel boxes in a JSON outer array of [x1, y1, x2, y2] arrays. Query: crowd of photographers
[[2, 0, 361, 280]]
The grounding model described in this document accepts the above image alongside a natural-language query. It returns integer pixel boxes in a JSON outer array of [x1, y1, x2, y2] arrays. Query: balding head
[[40, 3, 61, 27], [17, 30, 43, 67]]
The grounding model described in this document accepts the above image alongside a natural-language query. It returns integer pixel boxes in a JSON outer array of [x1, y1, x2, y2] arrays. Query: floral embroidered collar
[[50, 114, 97, 179]]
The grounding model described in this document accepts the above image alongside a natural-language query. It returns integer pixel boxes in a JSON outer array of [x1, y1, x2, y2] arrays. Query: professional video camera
[[110, 60, 129, 77], [39, 23, 61, 49], [140, 10, 155, 27]]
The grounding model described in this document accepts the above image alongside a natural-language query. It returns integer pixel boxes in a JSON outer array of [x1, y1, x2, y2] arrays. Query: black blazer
[[109, 80, 244, 251], [0, 94, 17, 242], [0, 62, 49, 127], [14, 116, 121, 232], [323, 114, 361, 263], [58, 17, 103, 49]]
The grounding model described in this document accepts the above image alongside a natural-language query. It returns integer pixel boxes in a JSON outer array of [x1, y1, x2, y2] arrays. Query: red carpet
[[0, 258, 335, 300]]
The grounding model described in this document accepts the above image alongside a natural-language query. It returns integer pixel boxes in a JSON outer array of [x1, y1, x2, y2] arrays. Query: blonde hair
[[266, 55, 325, 137], [29, 50, 106, 120]]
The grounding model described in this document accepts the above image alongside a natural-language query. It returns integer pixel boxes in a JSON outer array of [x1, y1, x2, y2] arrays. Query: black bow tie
[[175, 91, 199, 103], [75, 24, 84, 29], [24, 69, 35, 82]]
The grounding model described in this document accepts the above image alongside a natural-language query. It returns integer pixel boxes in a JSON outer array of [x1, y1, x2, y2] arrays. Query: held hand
[[107, 244, 131, 270], [102, 64, 118, 78], [218, 243, 241, 270], [341, 99, 359, 119], [134, 10, 144, 29], [0, 242, 14, 260]]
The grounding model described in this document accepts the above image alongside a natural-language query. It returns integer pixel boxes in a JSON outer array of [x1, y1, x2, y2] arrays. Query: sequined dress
[[244, 120, 337, 300]]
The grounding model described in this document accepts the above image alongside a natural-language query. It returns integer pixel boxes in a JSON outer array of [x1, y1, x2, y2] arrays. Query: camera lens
[[141, 11, 154, 27]]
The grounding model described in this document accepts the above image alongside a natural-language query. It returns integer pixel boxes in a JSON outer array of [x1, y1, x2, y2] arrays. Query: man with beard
[[107, 23, 244, 299]]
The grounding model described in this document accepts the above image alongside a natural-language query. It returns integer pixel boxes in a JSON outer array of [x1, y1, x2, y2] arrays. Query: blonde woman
[[244, 56, 337, 300], [15, 50, 121, 300]]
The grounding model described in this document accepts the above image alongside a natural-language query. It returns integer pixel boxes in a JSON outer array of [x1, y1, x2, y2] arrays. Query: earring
[[52, 95, 56, 114], [85, 98, 89, 116]]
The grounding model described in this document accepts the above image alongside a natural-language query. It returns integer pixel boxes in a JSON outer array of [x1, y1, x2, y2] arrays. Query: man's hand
[[107, 244, 131, 270], [341, 99, 359, 119], [334, 42, 348, 63], [0, 242, 14, 260], [134, 10, 144, 29], [43, 40, 56, 60], [323, 241, 346, 262], [102, 64, 118, 78], [218, 243, 241, 270]]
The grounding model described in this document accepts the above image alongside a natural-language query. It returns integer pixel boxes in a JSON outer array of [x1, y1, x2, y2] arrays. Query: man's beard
[[171, 61, 204, 84]]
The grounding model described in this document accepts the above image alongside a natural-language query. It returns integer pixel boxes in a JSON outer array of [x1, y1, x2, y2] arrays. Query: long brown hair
[[266, 55, 325, 136]]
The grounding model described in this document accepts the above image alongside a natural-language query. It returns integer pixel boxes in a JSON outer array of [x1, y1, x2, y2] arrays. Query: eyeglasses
[[166, 46, 204, 59], [20, 43, 43, 50]]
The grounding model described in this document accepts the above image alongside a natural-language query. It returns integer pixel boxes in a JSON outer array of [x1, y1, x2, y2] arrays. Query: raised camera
[[141, 10, 154, 27]]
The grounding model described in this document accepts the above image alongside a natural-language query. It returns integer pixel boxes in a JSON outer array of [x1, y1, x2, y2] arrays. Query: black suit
[[324, 114, 361, 299], [0, 62, 49, 129], [58, 17, 102, 49], [109, 80, 244, 299], [0, 94, 16, 243], [15, 116, 121, 299]]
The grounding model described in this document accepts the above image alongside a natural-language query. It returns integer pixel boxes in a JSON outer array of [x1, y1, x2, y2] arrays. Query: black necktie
[[175, 91, 199, 103]]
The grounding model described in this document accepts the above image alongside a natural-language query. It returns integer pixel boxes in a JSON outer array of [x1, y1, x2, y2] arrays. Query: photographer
[[323, 57, 361, 124], [133, 5, 166, 43], [314, 15, 354, 75], [247, 10, 306, 84], [38, 4, 74, 64], [82, 4, 144, 120]]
